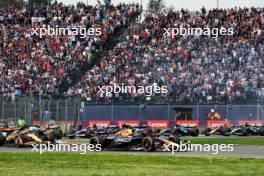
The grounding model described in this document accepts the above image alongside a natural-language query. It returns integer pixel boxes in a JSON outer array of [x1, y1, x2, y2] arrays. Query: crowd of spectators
[[1, 2, 264, 104], [66, 7, 264, 104], [0, 1, 141, 100]]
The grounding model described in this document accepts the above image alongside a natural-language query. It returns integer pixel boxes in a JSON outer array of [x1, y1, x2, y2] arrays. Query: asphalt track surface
[[1, 144, 264, 158]]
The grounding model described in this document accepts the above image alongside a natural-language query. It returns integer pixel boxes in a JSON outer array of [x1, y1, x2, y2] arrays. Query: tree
[[147, 0, 165, 13]]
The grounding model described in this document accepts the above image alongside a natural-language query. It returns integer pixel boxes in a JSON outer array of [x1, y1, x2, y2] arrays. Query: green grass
[[0, 152, 264, 176], [182, 136, 264, 145]]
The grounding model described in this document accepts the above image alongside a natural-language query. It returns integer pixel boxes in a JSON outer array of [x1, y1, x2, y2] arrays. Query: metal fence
[[0, 97, 81, 124], [1, 97, 264, 127]]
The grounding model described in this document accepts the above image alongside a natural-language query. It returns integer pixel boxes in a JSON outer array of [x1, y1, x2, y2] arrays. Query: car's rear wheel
[[204, 128, 211, 136], [53, 128, 63, 139], [190, 128, 199, 136], [142, 137, 156, 152], [47, 133, 55, 143]]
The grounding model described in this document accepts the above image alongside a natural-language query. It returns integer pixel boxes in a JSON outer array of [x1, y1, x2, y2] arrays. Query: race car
[[204, 124, 264, 136], [89, 126, 183, 152], [0, 126, 21, 146], [172, 124, 199, 136], [204, 126, 230, 136], [67, 125, 120, 139], [0, 126, 58, 147], [227, 124, 263, 136]]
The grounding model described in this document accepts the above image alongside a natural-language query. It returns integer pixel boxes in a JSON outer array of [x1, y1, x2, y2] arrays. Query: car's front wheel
[[90, 136, 105, 150], [142, 137, 156, 152]]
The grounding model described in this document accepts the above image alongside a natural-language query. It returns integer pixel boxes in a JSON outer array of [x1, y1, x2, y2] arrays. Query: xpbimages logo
[[31, 142, 102, 154], [31, 25, 102, 38], [97, 84, 168, 97], [163, 26, 234, 39], [163, 141, 234, 154]]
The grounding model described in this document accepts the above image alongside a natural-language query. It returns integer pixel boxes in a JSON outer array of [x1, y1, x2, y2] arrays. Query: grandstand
[[0, 1, 141, 100], [67, 7, 264, 105]]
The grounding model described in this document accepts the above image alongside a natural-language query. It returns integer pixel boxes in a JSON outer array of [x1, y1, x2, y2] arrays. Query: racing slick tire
[[47, 133, 55, 143], [258, 127, 264, 136], [53, 128, 63, 140], [142, 136, 156, 152], [190, 128, 199, 137], [0, 132, 5, 146], [90, 136, 106, 149], [204, 128, 211, 136]]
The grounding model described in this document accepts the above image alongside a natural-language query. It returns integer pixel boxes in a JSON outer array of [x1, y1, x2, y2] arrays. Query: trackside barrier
[[32, 120, 48, 126], [146, 120, 169, 129], [237, 120, 263, 126], [206, 120, 227, 128], [87, 120, 111, 128], [31, 120, 264, 132], [117, 120, 140, 127], [176, 120, 199, 127]]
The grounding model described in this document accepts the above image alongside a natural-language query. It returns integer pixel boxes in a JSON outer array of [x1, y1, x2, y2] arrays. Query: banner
[[32, 120, 47, 125], [146, 120, 169, 129], [176, 120, 199, 127], [88, 120, 111, 128], [237, 120, 263, 126], [206, 120, 226, 128], [117, 120, 140, 127], [32, 120, 74, 126]]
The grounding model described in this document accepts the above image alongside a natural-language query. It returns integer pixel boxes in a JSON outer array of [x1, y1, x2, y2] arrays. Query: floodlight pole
[[217, 0, 219, 9]]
